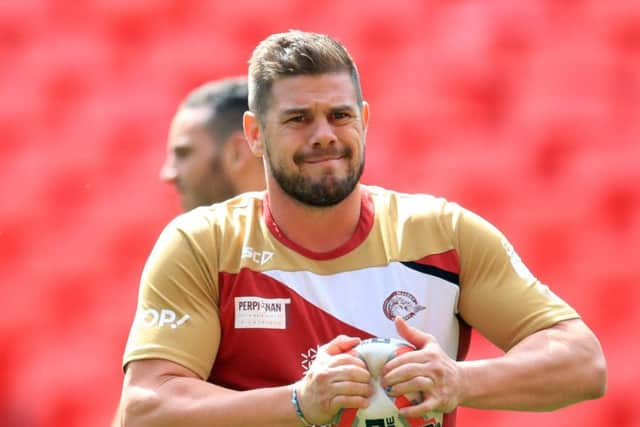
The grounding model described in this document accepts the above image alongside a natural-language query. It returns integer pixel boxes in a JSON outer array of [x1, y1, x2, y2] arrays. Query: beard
[[182, 151, 238, 210], [208, 154, 238, 203], [265, 139, 365, 207]]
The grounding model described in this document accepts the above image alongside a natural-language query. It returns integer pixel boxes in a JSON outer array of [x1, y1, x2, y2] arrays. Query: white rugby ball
[[332, 337, 441, 427]]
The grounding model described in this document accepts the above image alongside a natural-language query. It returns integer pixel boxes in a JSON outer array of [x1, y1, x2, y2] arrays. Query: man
[[111, 77, 264, 427], [160, 76, 264, 210], [119, 31, 606, 427]]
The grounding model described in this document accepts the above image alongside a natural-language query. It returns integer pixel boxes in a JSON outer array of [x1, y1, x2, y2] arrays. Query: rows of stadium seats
[[1, 1, 638, 426]]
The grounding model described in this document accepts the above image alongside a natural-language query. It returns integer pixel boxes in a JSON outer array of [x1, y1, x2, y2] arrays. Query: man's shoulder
[[363, 184, 459, 215], [171, 191, 265, 233]]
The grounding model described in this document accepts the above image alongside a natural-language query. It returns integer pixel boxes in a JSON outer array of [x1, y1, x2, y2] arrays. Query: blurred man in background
[[160, 76, 265, 210], [111, 76, 264, 427]]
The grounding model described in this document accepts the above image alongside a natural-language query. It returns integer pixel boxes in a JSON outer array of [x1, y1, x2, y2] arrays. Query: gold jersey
[[123, 185, 578, 427]]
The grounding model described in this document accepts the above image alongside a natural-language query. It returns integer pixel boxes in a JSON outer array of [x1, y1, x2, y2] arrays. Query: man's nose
[[310, 117, 337, 148], [160, 160, 177, 183]]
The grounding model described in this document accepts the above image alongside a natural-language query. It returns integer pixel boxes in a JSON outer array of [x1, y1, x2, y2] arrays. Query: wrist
[[457, 359, 494, 408], [291, 383, 313, 426]]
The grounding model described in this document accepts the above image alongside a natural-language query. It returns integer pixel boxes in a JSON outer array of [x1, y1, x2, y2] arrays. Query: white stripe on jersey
[[262, 261, 461, 358]]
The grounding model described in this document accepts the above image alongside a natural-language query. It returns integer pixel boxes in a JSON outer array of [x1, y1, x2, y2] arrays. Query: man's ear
[[361, 100, 370, 132], [243, 111, 264, 156], [221, 131, 252, 174]]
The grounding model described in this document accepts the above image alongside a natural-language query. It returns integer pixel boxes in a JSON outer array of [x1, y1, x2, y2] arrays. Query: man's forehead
[[168, 107, 215, 147], [269, 72, 358, 111], [174, 106, 212, 126], [170, 107, 211, 136]]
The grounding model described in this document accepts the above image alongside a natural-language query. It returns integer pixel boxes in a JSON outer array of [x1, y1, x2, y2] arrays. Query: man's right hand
[[295, 335, 373, 425]]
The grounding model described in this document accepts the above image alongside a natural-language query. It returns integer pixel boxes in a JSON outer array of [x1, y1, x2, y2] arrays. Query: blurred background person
[[111, 76, 264, 427], [160, 76, 265, 210]]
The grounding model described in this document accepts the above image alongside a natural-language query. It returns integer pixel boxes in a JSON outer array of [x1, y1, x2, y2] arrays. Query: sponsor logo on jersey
[[136, 308, 190, 329], [241, 246, 274, 265], [234, 296, 290, 329], [383, 290, 426, 321]]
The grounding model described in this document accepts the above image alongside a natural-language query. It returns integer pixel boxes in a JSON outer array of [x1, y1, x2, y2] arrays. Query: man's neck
[[266, 183, 363, 254]]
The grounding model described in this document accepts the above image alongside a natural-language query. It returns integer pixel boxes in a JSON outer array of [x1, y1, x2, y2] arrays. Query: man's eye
[[332, 111, 351, 120], [287, 115, 306, 123], [174, 147, 191, 158]]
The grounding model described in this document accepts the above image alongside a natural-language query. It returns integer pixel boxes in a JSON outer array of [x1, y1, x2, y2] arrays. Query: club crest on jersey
[[383, 290, 426, 321]]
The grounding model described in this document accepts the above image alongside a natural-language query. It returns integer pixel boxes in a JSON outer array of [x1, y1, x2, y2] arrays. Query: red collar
[[262, 187, 375, 260]]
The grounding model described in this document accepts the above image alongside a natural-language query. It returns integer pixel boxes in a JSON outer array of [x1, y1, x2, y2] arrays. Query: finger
[[382, 347, 427, 373], [327, 362, 372, 384], [309, 359, 372, 391], [319, 351, 369, 371], [308, 344, 367, 373], [330, 378, 374, 397], [324, 335, 362, 355], [384, 374, 434, 397], [398, 395, 441, 418], [394, 317, 436, 349]]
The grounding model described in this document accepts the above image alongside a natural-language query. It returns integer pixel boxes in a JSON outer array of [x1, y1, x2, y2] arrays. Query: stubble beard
[[265, 138, 365, 207], [184, 151, 238, 210]]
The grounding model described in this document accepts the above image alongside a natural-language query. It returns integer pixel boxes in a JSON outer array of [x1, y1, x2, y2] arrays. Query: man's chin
[[294, 182, 358, 207]]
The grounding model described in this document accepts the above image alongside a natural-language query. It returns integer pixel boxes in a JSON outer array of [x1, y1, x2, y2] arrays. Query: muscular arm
[[121, 335, 372, 427], [383, 318, 606, 416], [121, 359, 298, 427], [459, 318, 606, 411]]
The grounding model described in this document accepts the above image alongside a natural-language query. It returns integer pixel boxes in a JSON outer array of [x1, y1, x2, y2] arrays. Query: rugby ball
[[333, 337, 440, 427]]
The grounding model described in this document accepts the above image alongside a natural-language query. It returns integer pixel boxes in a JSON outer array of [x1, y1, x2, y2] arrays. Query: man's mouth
[[303, 155, 344, 164], [296, 148, 351, 165]]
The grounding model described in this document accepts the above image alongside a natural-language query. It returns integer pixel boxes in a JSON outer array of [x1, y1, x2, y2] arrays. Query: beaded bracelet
[[291, 385, 313, 426]]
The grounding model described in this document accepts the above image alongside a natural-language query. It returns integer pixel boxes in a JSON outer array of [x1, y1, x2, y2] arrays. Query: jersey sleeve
[[450, 204, 579, 351], [122, 211, 220, 379]]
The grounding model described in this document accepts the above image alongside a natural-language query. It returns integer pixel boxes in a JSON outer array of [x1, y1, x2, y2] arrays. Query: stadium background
[[1, 1, 638, 426]]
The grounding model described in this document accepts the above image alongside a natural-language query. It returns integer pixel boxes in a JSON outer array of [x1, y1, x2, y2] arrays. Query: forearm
[[122, 335, 370, 427], [459, 319, 606, 411], [123, 377, 300, 427]]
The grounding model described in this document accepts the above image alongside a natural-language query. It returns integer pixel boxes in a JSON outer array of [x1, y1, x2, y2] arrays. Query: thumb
[[394, 317, 435, 349]]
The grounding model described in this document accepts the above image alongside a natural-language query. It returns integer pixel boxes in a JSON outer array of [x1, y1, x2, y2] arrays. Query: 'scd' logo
[[383, 291, 426, 321]]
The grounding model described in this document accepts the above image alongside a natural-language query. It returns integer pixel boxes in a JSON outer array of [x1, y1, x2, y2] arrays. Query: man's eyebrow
[[330, 104, 357, 112], [279, 108, 310, 117], [280, 105, 357, 116], [170, 138, 192, 149]]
